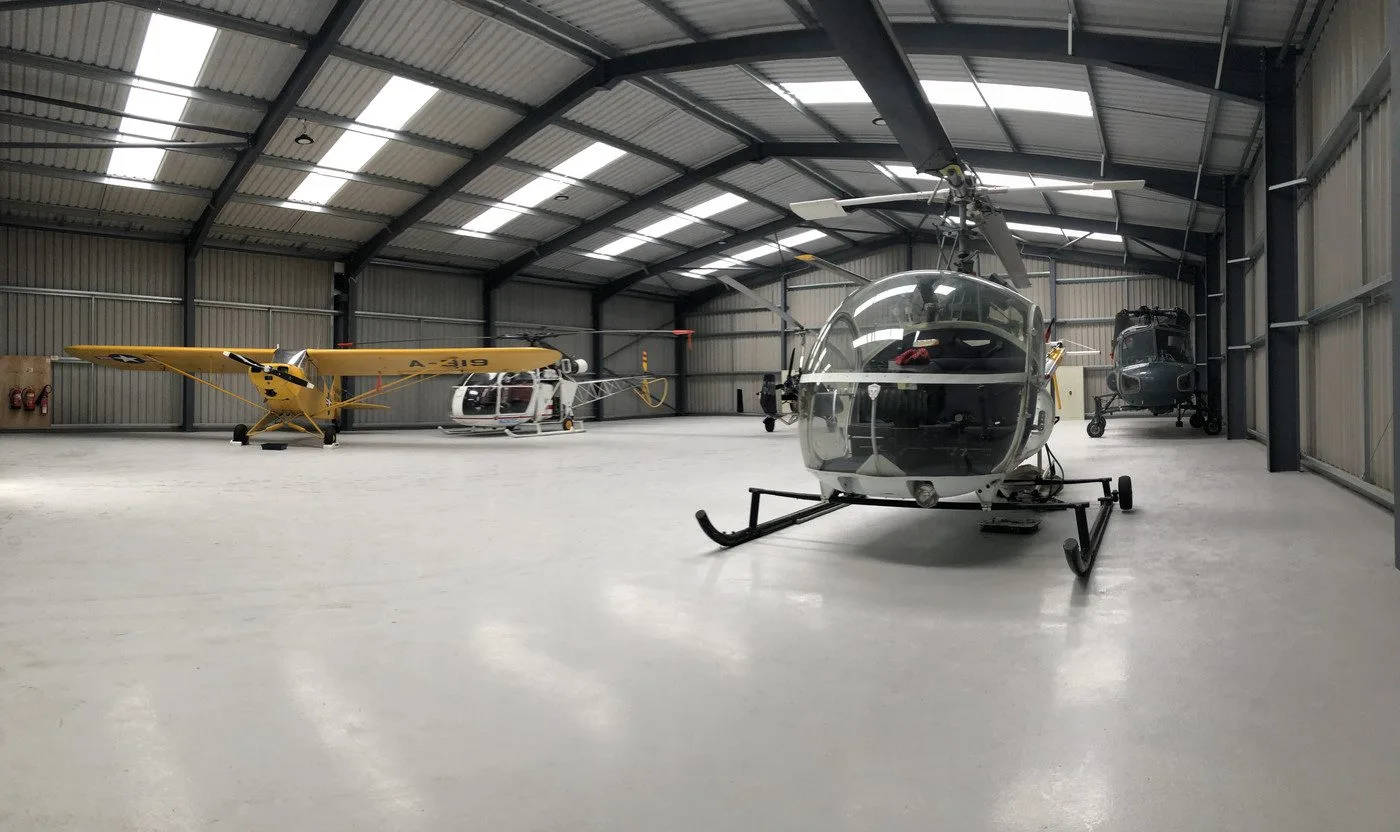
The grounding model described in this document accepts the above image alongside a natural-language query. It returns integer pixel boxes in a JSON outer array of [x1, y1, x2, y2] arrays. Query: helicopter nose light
[[911, 481, 939, 508]]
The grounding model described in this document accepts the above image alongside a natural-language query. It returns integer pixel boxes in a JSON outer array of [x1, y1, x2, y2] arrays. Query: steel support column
[[591, 296, 604, 422], [1206, 237, 1224, 410], [1225, 185, 1248, 440], [332, 268, 356, 431], [482, 283, 494, 347], [1263, 54, 1301, 471], [674, 302, 689, 416], [181, 248, 197, 431], [1390, 0, 1400, 568], [1196, 254, 1210, 391], [778, 273, 790, 375]]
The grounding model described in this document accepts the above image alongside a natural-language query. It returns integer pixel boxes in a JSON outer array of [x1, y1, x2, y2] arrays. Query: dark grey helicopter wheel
[[1203, 414, 1223, 436], [1189, 412, 1205, 428], [1086, 418, 1106, 438], [763, 417, 775, 433]]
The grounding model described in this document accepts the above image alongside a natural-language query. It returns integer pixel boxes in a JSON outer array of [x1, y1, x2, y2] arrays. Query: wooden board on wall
[[1, 356, 54, 429]]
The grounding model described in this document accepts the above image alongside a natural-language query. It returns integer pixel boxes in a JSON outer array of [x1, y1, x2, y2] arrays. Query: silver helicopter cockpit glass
[[798, 270, 1042, 479]]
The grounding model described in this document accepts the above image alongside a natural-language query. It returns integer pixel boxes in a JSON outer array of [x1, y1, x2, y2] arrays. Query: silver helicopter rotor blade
[[708, 272, 806, 332], [793, 252, 872, 285], [976, 211, 1032, 289], [979, 179, 1146, 196]]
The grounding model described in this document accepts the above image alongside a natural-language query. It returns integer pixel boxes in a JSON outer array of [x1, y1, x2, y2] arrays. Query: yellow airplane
[[65, 344, 560, 446]]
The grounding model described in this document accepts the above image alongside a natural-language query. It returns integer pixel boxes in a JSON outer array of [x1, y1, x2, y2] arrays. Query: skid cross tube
[[695, 476, 1126, 578]]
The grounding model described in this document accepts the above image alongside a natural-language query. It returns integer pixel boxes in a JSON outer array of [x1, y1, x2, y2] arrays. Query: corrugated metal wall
[[355, 265, 484, 427], [600, 295, 678, 420], [685, 242, 1194, 412], [193, 250, 334, 427], [0, 228, 183, 427], [1264, 0, 1393, 500]]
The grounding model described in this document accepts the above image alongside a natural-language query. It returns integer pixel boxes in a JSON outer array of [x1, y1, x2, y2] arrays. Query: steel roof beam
[[188, 0, 367, 255], [608, 24, 1266, 103], [761, 141, 1223, 205], [483, 145, 764, 289]]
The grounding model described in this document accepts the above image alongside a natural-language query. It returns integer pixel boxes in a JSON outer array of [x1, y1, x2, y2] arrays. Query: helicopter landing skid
[[694, 476, 1129, 579]]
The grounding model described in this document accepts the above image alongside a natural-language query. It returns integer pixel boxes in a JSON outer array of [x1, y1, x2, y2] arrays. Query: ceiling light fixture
[[872, 117, 886, 126], [552, 194, 570, 201], [294, 132, 314, 145]]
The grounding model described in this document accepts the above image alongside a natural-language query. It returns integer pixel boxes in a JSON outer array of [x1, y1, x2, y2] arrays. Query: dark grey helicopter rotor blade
[[976, 211, 1032, 289]]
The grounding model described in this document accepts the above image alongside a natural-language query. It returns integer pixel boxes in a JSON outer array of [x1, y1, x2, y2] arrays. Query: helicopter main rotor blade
[[708, 272, 806, 332], [790, 188, 952, 220], [976, 211, 1032, 289], [794, 252, 873, 285], [979, 179, 1146, 196]]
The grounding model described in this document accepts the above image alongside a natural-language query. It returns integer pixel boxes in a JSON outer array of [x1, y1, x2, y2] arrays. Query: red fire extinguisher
[[37, 385, 51, 415], [7, 388, 20, 410], [22, 388, 37, 411]]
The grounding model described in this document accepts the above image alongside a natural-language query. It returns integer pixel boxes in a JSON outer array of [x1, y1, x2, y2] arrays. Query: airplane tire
[[1203, 415, 1223, 436], [232, 423, 250, 445], [322, 426, 337, 446], [1086, 418, 1106, 438], [763, 417, 775, 433], [1117, 475, 1133, 511], [1189, 412, 1205, 428]]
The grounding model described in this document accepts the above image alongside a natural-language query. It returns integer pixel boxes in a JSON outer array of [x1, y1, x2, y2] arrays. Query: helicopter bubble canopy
[[797, 270, 1047, 486]]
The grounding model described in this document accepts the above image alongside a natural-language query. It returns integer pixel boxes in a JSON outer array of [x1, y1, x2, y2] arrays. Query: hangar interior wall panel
[[355, 266, 485, 426], [1243, 163, 1269, 436], [1262, 0, 1394, 500], [0, 228, 181, 426], [192, 250, 333, 427], [600, 296, 678, 421], [683, 243, 1188, 415]]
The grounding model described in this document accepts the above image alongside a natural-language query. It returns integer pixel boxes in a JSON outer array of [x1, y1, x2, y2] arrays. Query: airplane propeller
[[223, 350, 315, 389]]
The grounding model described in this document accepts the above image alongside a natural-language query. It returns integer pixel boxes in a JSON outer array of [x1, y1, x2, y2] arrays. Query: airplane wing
[[305, 347, 560, 376], [66, 345, 276, 373]]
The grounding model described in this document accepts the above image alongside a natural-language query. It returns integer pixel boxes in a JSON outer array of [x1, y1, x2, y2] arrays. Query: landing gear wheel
[[1063, 538, 1092, 577], [1189, 412, 1205, 428], [1175, 419, 1184, 427], [1086, 418, 1106, 438], [232, 423, 249, 445], [322, 426, 337, 447], [763, 417, 775, 433], [1117, 475, 1133, 511], [1203, 415, 1223, 436], [562, 417, 575, 431]]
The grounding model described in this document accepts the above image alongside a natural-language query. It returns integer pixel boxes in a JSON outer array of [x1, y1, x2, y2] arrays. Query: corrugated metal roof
[[534, 249, 633, 278], [1090, 68, 1211, 124], [459, 165, 535, 200], [1206, 135, 1250, 174], [435, 17, 592, 106], [964, 57, 1088, 91], [157, 151, 231, 188], [197, 29, 301, 99], [910, 0, 1066, 25], [283, 210, 381, 242], [588, 155, 674, 194], [1, 169, 105, 208], [664, 65, 771, 100], [508, 123, 595, 167], [328, 179, 422, 217], [1232, 0, 1319, 44], [392, 226, 530, 261], [564, 82, 677, 141], [360, 143, 463, 186], [0, 127, 109, 171], [1102, 109, 1205, 169], [402, 90, 521, 150], [752, 57, 858, 84], [379, 241, 495, 269], [1, 77, 121, 130], [2, 2, 145, 72], [722, 164, 839, 207], [528, 0, 689, 51], [903, 54, 981, 83], [180, 0, 338, 35], [237, 163, 305, 199], [696, 98, 830, 141], [668, 0, 805, 37], [628, 110, 745, 167], [1116, 191, 1195, 229], [175, 98, 265, 134], [815, 163, 900, 196], [1075, 0, 1225, 41], [100, 186, 207, 220], [297, 56, 386, 119], [999, 112, 1102, 157], [264, 119, 344, 163]]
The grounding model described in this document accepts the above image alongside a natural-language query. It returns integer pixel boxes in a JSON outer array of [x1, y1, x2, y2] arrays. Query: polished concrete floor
[[1, 416, 1397, 830]]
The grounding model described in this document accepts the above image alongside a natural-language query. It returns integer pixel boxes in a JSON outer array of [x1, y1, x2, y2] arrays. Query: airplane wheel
[[763, 417, 775, 433], [1203, 415, 1223, 436], [563, 417, 575, 431], [1175, 419, 1183, 427], [1189, 412, 1205, 428], [322, 426, 337, 446], [1117, 475, 1133, 511], [1086, 418, 1106, 438], [232, 423, 250, 445]]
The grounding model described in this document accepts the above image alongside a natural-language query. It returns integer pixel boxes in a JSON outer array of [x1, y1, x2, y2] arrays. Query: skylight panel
[[286, 76, 437, 207], [687, 192, 747, 218], [105, 14, 216, 186], [1008, 222, 1068, 238], [462, 142, 629, 235], [680, 229, 826, 279], [588, 191, 748, 257], [781, 79, 1091, 117]]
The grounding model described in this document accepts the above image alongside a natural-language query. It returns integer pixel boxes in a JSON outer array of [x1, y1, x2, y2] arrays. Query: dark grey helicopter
[[1087, 306, 1221, 437]]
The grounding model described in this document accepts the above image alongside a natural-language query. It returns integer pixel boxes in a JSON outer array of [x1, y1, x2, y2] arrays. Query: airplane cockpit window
[[809, 271, 1034, 376], [1118, 329, 1190, 365], [271, 347, 307, 366], [1157, 330, 1190, 362]]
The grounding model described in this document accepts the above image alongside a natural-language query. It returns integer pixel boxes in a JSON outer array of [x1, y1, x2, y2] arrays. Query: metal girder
[[0, 88, 248, 138], [343, 67, 605, 277], [483, 145, 764, 290], [188, 0, 367, 255], [805, 0, 957, 174], [1391, 0, 1400, 568], [1263, 53, 1300, 472], [761, 142, 1222, 205], [1224, 184, 1247, 440], [607, 24, 1266, 103], [594, 217, 794, 302]]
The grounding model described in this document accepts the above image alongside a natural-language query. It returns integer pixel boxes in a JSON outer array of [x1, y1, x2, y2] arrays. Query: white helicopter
[[441, 329, 687, 437], [695, 166, 1139, 578]]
